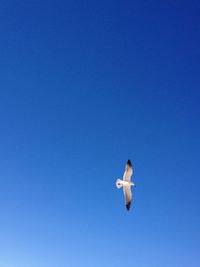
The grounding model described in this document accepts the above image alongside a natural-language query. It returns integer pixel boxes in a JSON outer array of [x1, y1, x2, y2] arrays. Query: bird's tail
[[116, 179, 123, 189]]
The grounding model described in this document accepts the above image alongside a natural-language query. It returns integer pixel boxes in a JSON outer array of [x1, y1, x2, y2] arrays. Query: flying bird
[[116, 159, 136, 210]]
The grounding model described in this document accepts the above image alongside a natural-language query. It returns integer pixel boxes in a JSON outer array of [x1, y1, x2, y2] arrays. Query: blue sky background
[[0, 1, 200, 266]]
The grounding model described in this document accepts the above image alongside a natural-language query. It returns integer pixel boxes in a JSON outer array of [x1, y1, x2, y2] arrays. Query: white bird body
[[116, 179, 134, 188], [116, 159, 136, 210]]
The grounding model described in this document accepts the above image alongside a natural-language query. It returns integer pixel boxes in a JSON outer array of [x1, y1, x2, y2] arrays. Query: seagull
[[116, 159, 136, 210]]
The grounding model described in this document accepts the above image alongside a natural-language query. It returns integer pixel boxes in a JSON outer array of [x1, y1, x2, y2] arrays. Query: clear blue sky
[[0, 1, 200, 266]]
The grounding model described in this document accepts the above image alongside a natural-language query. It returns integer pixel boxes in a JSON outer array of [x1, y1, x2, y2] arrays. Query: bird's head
[[116, 179, 123, 188]]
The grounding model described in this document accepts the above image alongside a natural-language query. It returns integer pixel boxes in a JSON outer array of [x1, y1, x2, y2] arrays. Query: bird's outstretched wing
[[123, 186, 132, 210], [123, 159, 133, 182]]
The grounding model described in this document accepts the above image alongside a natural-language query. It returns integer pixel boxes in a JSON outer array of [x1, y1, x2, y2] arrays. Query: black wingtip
[[127, 159, 132, 167], [126, 202, 131, 210]]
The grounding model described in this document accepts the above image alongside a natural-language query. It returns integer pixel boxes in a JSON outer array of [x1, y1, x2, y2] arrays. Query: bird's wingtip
[[127, 159, 132, 167], [126, 202, 131, 210]]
